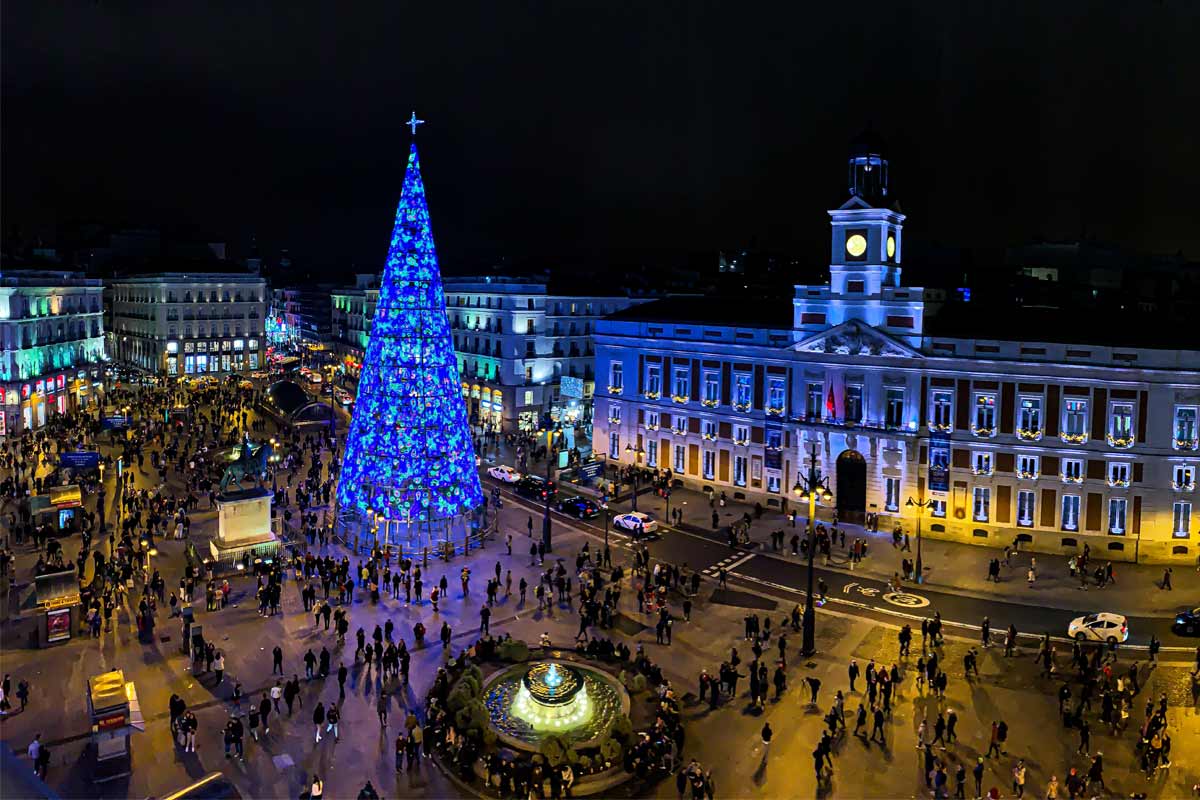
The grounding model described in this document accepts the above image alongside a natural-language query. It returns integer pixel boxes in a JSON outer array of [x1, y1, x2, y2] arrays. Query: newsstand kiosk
[[87, 670, 144, 782]]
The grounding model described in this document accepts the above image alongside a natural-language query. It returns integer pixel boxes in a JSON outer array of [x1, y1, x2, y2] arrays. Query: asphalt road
[[482, 474, 1199, 653]]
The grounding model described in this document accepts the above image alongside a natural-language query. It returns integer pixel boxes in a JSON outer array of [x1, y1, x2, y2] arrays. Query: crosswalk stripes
[[702, 551, 755, 577]]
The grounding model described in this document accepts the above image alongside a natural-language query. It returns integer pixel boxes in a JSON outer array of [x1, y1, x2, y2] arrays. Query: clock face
[[887, 234, 896, 259], [845, 234, 867, 258]]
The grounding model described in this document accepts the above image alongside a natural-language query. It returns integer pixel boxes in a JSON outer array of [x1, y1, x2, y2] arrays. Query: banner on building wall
[[560, 376, 584, 399], [928, 432, 951, 499], [764, 421, 784, 470]]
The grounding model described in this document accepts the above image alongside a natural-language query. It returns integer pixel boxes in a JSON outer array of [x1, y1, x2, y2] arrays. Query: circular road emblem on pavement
[[882, 591, 930, 608]]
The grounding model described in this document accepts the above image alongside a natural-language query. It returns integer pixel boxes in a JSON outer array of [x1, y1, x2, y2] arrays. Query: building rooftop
[[923, 302, 1188, 351], [603, 294, 793, 329]]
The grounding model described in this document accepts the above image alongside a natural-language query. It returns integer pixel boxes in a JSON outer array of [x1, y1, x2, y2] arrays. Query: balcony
[[1059, 431, 1088, 445], [1105, 433, 1135, 449], [670, 394, 689, 405], [1015, 428, 1044, 442], [1172, 437, 1198, 451]]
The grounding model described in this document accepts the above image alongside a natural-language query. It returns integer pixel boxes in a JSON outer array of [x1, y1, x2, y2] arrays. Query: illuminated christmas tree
[[337, 137, 483, 544]]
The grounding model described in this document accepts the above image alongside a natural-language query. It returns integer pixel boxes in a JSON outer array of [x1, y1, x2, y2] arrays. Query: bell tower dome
[[848, 127, 889, 202]]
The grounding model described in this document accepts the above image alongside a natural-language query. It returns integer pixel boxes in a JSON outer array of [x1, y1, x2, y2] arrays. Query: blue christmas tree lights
[[337, 142, 483, 527]]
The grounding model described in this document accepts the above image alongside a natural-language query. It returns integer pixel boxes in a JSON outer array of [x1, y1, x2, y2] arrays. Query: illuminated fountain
[[484, 660, 628, 749]]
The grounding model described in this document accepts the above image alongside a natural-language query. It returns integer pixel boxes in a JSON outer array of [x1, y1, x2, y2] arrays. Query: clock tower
[[793, 130, 924, 347]]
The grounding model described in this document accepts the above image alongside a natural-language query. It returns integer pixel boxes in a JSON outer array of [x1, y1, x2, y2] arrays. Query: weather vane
[[406, 111, 425, 136]]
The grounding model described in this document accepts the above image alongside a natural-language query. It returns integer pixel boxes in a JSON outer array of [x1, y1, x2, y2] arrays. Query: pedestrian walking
[[313, 702, 325, 743]]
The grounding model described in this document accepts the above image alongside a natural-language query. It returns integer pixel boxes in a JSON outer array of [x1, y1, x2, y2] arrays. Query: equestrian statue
[[219, 437, 274, 494]]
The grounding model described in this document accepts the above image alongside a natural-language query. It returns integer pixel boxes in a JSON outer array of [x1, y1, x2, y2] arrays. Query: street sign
[[102, 415, 131, 430], [578, 461, 604, 482]]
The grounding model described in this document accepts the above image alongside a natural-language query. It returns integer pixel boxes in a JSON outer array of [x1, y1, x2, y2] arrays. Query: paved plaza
[[0, 390, 1198, 799]]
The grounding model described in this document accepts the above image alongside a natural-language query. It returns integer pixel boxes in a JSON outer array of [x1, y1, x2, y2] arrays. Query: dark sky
[[4, 1, 1198, 275]]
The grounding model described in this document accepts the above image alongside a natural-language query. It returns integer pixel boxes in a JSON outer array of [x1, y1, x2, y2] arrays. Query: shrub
[[540, 735, 567, 767], [578, 754, 593, 773], [498, 639, 531, 662], [599, 736, 622, 762], [629, 674, 647, 693], [608, 713, 633, 743]]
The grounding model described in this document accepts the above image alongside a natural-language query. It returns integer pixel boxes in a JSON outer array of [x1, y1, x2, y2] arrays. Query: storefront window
[[185, 355, 195, 374]]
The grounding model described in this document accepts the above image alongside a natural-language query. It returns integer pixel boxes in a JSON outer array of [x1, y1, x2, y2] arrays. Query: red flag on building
[[826, 385, 836, 417]]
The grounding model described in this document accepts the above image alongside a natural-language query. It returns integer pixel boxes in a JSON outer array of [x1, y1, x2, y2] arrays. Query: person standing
[[848, 659, 860, 692], [313, 701, 325, 743], [337, 662, 348, 699], [972, 757, 985, 799], [1011, 759, 1026, 798], [272, 645, 283, 675], [759, 722, 773, 759], [377, 693, 389, 727], [259, 693, 272, 735]]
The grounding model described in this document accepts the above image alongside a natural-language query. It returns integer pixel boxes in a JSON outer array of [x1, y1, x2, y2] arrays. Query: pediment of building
[[793, 319, 922, 358]]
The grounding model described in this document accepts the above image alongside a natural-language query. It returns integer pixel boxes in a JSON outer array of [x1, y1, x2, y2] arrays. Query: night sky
[[3, 2, 1198, 276]]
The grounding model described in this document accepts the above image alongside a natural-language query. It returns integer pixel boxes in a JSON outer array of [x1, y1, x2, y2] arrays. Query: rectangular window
[[609, 405, 622, 425], [673, 445, 685, 473], [931, 391, 952, 431], [930, 500, 947, 518], [885, 388, 905, 429], [609, 362, 623, 392], [672, 368, 689, 401], [702, 450, 715, 480], [1107, 461, 1130, 488], [767, 378, 785, 415], [733, 424, 749, 445], [1173, 501, 1192, 537], [673, 415, 687, 435], [609, 432, 620, 459], [249, 353, 259, 369], [1108, 403, 1133, 446], [703, 372, 720, 406], [1173, 465, 1196, 491], [1062, 494, 1081, 531], [1017, 455, 1039, 479], [1174, 406, 1198, 449], [733, 455, 747, 486], [765, 429, 782, 450], [733, 373, 752, 409], [1108, 497, 1127, 535], [845, 385, 863, 423], [1017, 397, 1042, 439], [645, 365, 661, 398], [645, 410, 660, 430], [767, 472, 781, 493], [646, 440, 658, 468], [1062, 458, 1083, 483], [184, 355, 195, 374], [973, 487, 990, 522], [1017, 490, 1035, 527], [884, 477, 900, 512], [1063, 398, 1088, 441], [702, 420, 717, 440], [972, 451, 993, 476], [973, 394, 996, 436], [806, 383, 824, 419]]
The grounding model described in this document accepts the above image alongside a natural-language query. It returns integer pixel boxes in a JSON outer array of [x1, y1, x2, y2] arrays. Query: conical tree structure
[[337, 142, 483, 529]]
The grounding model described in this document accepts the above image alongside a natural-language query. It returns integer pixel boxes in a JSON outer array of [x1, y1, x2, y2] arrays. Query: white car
[[487, 465, 522, 483], [613, 511, 658, 534], [1067, 612, 1129, 644]]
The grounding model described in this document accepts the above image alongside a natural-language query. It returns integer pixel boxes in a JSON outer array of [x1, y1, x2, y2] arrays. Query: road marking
[[882, 591, 930, 608]]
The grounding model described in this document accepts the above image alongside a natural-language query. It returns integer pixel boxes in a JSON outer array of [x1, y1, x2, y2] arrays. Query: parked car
[[556, 495, 601, 519], [514, 475, 557, 501], [487, 465, 521, 483], [1172, 607, 1200, 636], [1067, 612, 1128, 644], [613, 511, 658, 536]]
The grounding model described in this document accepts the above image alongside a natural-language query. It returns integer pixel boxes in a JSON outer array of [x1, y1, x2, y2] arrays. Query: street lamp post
[[792, 442, 832, 657], [542, 443, 553, 553], [602, 502, 610, 550], [623, 443, 645, 511], [906, 495, 936, 584]]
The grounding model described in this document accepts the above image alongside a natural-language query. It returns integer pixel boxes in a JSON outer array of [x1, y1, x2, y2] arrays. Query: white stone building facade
[[592, 143, 1200, 564]]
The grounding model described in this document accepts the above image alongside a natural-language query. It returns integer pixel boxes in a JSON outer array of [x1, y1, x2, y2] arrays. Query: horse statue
[[219, 439, 274, 494]]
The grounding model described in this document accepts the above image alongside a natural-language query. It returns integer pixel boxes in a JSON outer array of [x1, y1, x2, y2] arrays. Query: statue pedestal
[[209, 488, 279, 568]]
